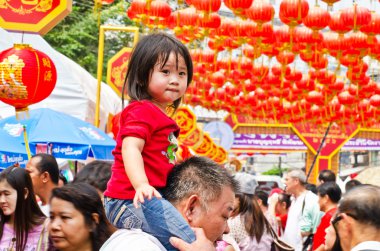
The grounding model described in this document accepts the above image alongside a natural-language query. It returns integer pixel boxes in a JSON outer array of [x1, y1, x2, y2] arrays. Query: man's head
[[284, 169, 307, 195], [317, 170, 336, 186], [73, 160, 111, 201], [344, 179, 362, 193], [163, 156, 239, 243], [317, 182, 341, 212], [26, 153, 59, 197], [333, 185, 380, 249]]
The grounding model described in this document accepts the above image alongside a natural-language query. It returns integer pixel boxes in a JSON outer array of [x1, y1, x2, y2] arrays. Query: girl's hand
[[133, 183, 162, 208]]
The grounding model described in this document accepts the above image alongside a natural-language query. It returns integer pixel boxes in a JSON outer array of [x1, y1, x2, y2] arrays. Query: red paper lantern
[[192, 0, 221, 12], [279, 0, 309, 27], [149, 0, 172, 19], [340, 4, 371, 32], [245, 0, 274, 27], [329, 11, 351, 35], [302, 5, 330, 36], [360, 12, 380, 42], [224, 0, 253, 16], [0, 44, 57, 112]]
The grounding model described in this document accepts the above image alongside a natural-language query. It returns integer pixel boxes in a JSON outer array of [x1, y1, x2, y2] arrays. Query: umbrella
[[355, 167, 380, 186], [0, 108, 116, 168], [0, 126, 29, 168]]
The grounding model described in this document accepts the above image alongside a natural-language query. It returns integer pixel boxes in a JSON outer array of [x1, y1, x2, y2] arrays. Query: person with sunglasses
[[330, 185, 380, 251]]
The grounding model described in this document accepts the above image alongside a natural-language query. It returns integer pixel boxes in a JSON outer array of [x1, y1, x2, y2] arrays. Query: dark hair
[[317, 182, 342, 203], [344, 179, 362, 193], [163, 156, 239, 209], [0, 166, 45, 251], [124, 32, 193, 111], [59, 174, 68, 185], [31, 153, 59, 185], [73, 161, 112, 192], [236, 194, 271, 242], [305, 183, 317, 195], [254, 190, 269, 207], [318, 170, 336, 183], [50, 183, 115, 251], [338, 185, 380, 229], [278, 193, 291, 209]]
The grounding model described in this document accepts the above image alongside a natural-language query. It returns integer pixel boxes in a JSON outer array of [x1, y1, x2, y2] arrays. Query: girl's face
[[324, 224, 336, 250], [0, 180, 17, 217], [148, 52, 188, 110], [49, 198, 92, 251]]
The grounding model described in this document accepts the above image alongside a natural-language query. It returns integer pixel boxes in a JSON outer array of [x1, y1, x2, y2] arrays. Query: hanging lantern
[[191, 0, 221, 12], [279, 0, 309, 27], [340, 4, 371, 32], [360, 12, 380, 43], [245, 0, 274, 30], [302, 5, 330, 38], [149, 0, 172, 20], [329, 11, 351, 35], [224, 0, 254, 17], [370, 94, 380, 107], [0, 44, 57, 112]]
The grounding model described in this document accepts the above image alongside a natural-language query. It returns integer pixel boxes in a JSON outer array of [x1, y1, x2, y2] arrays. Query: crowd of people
[[1, 32, 379, 251]]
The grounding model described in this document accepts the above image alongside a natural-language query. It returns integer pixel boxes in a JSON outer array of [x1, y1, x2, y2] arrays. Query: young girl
[[0, 165, 52, 251], [104, 32, 195, 250]]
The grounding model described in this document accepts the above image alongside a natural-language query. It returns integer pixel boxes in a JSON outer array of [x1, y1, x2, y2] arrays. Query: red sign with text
[[293, 123, 358, 156]]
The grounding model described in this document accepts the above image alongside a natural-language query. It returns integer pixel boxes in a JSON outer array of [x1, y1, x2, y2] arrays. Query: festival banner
[[0, 0, 72, 34]]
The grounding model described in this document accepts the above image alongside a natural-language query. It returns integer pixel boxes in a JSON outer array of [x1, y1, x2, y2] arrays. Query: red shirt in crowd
[[312, 207, 337, 250], [104, 100, 179, 200]]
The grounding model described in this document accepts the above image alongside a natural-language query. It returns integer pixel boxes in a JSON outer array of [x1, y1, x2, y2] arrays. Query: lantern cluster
[[125, 0, 380, 128]]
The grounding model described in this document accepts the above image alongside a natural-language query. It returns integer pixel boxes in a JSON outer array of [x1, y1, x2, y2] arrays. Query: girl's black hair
[[123, 32, 193, 111], [0, 166, 45, 251], [50, 182, 115, 251]]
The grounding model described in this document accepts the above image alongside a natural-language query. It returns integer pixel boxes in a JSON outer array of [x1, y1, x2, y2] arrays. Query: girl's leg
[[104, 197, 143, 229], [140, 197, 196, 251]]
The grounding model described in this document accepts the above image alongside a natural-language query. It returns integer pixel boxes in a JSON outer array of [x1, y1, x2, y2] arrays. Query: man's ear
[[41, 171, 50, 183], [183, 194, 201, 223]]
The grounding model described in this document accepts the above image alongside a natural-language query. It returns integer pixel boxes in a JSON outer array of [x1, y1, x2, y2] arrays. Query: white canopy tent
[[0, 28, 122, 130]]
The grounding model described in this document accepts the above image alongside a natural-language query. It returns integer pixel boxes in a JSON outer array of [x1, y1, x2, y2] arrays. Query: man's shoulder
[[100, 229, 167, 251]]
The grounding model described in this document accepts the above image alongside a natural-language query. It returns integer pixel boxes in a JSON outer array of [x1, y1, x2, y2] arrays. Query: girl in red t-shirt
[[104, 33, 195, 251]]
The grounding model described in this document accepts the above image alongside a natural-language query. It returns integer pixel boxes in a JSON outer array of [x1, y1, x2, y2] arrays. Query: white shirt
[[100, 229, 166, 251], [38, 201, 50, 217], [351, 241, 380, 251]]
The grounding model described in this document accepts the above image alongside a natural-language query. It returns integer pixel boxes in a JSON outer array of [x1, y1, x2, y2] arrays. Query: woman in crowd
[[227, 173, 273, 251], [0, 165, 51, 251], [48, 182, 116, 251], [315, 223, 342, 251]]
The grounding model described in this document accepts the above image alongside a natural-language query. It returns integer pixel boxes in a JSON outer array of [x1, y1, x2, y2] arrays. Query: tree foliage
[[44, 0, 134, 79]]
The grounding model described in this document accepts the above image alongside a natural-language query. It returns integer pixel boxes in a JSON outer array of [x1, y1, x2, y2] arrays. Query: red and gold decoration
[[107, 47, 132, 97], [0, 44, 57, 112], [174, 106, 228, 164], [0, 0, 72, 34]]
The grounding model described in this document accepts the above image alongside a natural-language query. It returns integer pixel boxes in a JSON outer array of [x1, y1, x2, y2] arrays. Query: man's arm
[[169, 228, 216, 251]]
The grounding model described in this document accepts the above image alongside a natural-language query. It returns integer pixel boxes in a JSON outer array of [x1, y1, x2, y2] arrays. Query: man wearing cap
[[283, 169, 321, 251]]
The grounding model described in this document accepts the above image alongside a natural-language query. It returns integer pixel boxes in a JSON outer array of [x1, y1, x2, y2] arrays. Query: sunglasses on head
[[331, 212, 357, 226]]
